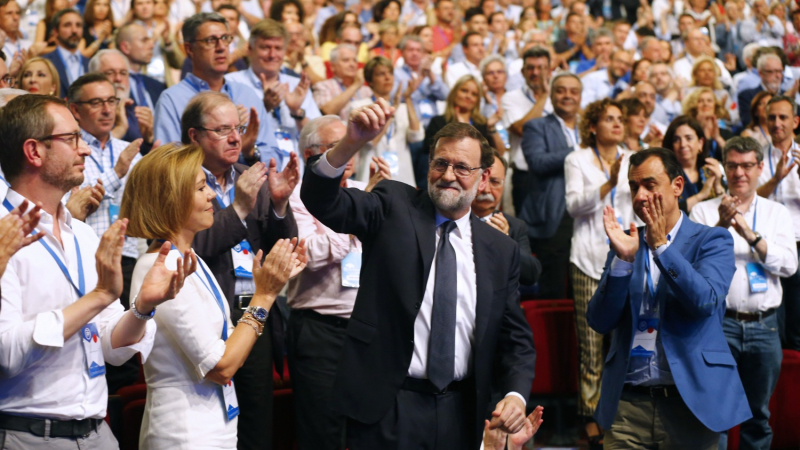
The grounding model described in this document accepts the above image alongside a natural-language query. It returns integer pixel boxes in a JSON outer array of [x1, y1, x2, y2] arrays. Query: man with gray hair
[[154, 12, 283, 167], [312, 44, 372, 121], [691, 136, 797, 450], [0, 87, 26, 108], [738, 53, 794, 128], [286, 115, 370, 450], [394, 34, 449, 128]]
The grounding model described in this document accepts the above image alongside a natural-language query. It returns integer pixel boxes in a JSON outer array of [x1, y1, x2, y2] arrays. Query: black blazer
[[300, 156, 536, 449], [42, 48, 89, 98], [506, 214, 541, 286]]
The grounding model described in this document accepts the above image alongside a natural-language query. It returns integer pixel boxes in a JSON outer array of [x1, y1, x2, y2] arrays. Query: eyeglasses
[[191, 34, 234, 48], [724, 162, 759, 171], [488, 178, 505, 188], [309, 140, 340, 152], [484, 70, 506, 77], [429, 158, 482, 178], [35, 131, 83, 149], [760, 69, 782, 76], [1, 75, 15, 86], [197, 125, 246, 138], [73, 96, 121, 108]]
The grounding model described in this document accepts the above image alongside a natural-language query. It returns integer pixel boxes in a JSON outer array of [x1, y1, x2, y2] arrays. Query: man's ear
[[672, 174, 684, 199], [22, 139, 45, 171]]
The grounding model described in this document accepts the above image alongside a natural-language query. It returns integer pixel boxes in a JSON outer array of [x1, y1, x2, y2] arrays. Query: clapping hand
[[716, 193, 740, 228], [233, 162, 268, 220], [241, 107, 260, 159], [488, 395, 527, 434], [93, 219, 128, 304], [508, 406, 545, 450], [66, 180, 105, 221], [366, 156, 392, 192], [114, 139, 143, 179], [603, 205, 639, 262], [641, 193, 668, 250], [135, 241, 197, 312], [267, 153, 300, 215], [253, 238, 308, 300], [0, 200, 44, 278], [487, 212, 510, 235]]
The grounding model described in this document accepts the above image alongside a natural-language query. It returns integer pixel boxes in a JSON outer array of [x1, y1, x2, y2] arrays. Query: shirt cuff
[[653, 241, 670, 258], [609, 256, 634, 277], [505, 391, 527, 407], [32, 310, 64, 348], [102, 316, 157, 366], [312, 152, 347, 178], [196, 339, 227, 379]]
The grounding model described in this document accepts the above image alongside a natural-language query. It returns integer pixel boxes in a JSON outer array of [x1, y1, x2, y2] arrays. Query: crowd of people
[[0, 0, 800, 447]]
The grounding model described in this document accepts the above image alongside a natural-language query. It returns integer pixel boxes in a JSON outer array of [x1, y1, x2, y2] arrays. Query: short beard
[[765, 81, 781, 94], [40, 155, 83, 192], [428, 176, 481, 215]]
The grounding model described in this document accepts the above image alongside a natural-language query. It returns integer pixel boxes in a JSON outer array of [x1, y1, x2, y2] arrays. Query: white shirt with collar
[[554, 113, 580, 149], [311, 152, 526, 405], [501, 85, 553, 171], [758, 140, 800, 240], [0, 189, 156, 420], [690, 195, 798, 312], [609, 211, 685, 285], [672, 55, 733, 88], [580, 69, 627, 109], [445, 59, 482, 88]]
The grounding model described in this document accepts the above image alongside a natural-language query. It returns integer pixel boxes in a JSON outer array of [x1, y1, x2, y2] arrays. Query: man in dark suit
[[300, 99, 537, 450], [738, 53, 786, 128], [41, 9, 89, 98], [588, 148, 751, 448], [471, 149, 541, 286], [115, 23, 166, 106], [520, 72, 582, 299], [183, 91, 300, 450]]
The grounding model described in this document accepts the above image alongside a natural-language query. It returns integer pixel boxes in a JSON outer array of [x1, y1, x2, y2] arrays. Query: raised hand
[[773, 150, 797, 182], [253, 239, 299, 299], [261, 74, 288, 112], [603, 205, 639, 262], [716, 193, 740, 228], [241, 107, 260, 159], [488, 396, 527, 434], [136, 241, 197, 312], [267, 153, 300, 214], [134, 106, 154, 144], [487, 212, 510, 235], [66, 180, 105, 221], [641, 193, 667, 250], [326, 99, 396, 169], [233, 161, 268, 220], [608, 154, 623, 186], [508, 406, 545, 450], [10, 200, 44, 247], [285, 71, 310, 113], [114, 139, 143, 179], [366, 156, 392, 192], [93, 219, 127, 304], [703, 158, 724, 195]]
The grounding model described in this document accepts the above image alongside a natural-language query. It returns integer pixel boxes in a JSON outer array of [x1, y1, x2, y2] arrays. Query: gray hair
[[398, 34, 422, 50], [757, 53, 783, 71], [522, 28, 547, 45], [722, 136, 764, 162], [88, 49, 131, 73], [299, 115, 345, 158], [480, 55, 506, 76], [0, 88, 28, 108], [639, 35, 658, 51], [550, 70, 582, 91], [742, 43, 760, 68], [591, 27, 614, 46], [330, 44, 357, 64], [182, 12, 228, 44]]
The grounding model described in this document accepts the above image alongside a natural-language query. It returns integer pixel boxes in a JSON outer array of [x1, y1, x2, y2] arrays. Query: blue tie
[[129, 73, 148, 108], [428, 220, 458, 390]]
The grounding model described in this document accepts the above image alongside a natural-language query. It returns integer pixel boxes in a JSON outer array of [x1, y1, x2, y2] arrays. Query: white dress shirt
[[445, 60, 482, 88], [555, 114, 580, 148], [131, 250, 237, 450], [580, 69, 628, 109], [565, 147, 639, 279], [286, 179, 366, 318], [311, 153, 525, 404], [56, 45, 84, 86], [501, 85, 553, 171], [0, 189, 156, 420], [758, 140, 800, 240], [690, 195, 798, 312], [672, 55, 733, 88], [1, 36, 31, 62]]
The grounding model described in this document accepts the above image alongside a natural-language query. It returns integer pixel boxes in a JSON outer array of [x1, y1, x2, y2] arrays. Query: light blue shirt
[[56, 46, 84, 85], [313, 5, 338, 35], [610, 212, 686, 386], [153, 73, 281, 167], [393, 64, 448, 128]]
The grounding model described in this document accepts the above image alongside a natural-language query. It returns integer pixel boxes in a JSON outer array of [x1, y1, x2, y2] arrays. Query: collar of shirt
[[80, 129, 114, 154], [434, 208, 472, 239], [245, 67, 263, 91], [56, 45, 79, 63], [202, 165, 236, 202], [647, 211, 685, 259], [7, 188, 73, 230], [184, 73, 232, 97]]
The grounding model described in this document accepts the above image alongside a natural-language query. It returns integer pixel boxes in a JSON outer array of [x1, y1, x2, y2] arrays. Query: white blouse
[[131, 250, 237, 450], [565, 146, 642, 280]]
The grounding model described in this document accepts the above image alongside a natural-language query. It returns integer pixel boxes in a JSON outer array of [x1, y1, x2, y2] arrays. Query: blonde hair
[[120, 143, 206, 240], [444, 75, 487, 126], [17, 57, 60, 97], [682, 86, 730, 121], [690, 57, 723, 91]]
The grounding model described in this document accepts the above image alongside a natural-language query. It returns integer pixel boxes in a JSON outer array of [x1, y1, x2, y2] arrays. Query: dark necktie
[[428, 220, 458, 390], [129, 73, 149, 109]]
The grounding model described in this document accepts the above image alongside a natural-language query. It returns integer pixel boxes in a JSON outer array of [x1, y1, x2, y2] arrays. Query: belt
[[725, 308, 776, 322], [0, 413, 103, 438], [401, 377, 469, 395], [235, 295, 253, 309], [622, 384, 680, 398], [293, 308, 349, 328]]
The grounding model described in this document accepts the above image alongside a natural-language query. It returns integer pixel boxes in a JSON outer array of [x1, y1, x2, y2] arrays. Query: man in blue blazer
[[41, 9, 89, 98], [519, 72, 582, 299], [588, 148, 751, 448]]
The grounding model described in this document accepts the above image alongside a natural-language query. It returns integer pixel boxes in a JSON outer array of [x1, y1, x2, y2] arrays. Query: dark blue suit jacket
[[738, 85, 764, 129], [41, 48, 89, 98], [123, 74, 166, 154], [519, 114, 574, 239], [587, 217, 752, 432]]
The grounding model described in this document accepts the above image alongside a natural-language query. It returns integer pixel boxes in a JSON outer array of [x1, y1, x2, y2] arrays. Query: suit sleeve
[[192, 205, 250, 260], [522, 120, 572, 177], [510, 219, 541, 286], [654, 227, 736, 318], [587, 249, 632, 335], [565, 152, 605, 218]]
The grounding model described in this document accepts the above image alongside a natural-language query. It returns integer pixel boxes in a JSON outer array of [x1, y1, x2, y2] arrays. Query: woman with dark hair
[[371, 0, 401, 23], [740, 90, 774, 149], [662, 115, 725, 213], [630, 59, 651, 84], [618, 98, 648, 151], [269, 0, 305, 24], [82, 0, 115, 57]]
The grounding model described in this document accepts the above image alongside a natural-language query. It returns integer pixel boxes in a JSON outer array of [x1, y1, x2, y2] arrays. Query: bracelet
[[238, 316, 263, 336], [131, 295, 156, 321]]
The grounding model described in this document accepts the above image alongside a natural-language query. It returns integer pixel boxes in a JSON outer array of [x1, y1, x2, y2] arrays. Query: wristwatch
[[244, 305, 269, 324], [131, 295, 156, 321], [290, 109, 306, 121], [748, 232, 763, 247]]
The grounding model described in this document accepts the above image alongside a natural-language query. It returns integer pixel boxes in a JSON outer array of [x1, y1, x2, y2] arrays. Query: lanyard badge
[[81, 323, 106, 378]]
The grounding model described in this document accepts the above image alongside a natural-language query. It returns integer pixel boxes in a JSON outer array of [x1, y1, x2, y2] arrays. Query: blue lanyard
[[338, 79, 359, 102], [273, 105, 282, 126], [195, 258, 229, 341], [523, 86, 536, 104], [3, 199, 84, 296], [208, 181, 235, 208], [593, 146, 619, 207], [434, 25, 451, 45], [644, 234, 671, 299], [86, 142, 115, 173]]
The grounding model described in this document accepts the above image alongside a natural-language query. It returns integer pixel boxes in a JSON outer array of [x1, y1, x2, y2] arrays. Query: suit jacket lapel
[[655, 216, 700, 307], [471, 215, 492, 346], [629, 231, 647, 320], [547, 115, 569, 151], [409, 193, 437, 299]]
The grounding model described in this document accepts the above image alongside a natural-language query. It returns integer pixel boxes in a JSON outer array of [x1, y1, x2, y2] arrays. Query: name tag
[[630, 318, 659, 357], [81, 323, 106, 378], [341, 250, 362, 288], [108, 204, 120, 224], [382, 151, 400, 176], [232, 240, 254, 279], [221, 378, 240, 421], [275, 128, 295, 156], [746, 262, 768, 293]]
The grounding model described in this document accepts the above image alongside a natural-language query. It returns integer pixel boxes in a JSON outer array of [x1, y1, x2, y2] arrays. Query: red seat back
[[522, 301, 579, 396]]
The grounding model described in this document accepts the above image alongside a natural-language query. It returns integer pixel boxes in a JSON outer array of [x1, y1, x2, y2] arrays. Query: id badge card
[[341, 250, 362, 288], [81, 323, 106, 378], [108, 204, 120, 223], [221, 379, 240, 421], [275, 128, 295, 156], [630, 318, 659, 357], [746, 262, 768, 293], [232, 240, 254, 279], [382, 151, 400, 176]]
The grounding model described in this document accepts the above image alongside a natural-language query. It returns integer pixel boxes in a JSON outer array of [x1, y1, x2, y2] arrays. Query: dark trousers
[[231, 307, 274, 450], [529, 211, 573, 299], [346, 387, 476, 450], [779, 245, 800, 350], [105, 256, 140, 394], [511, 169, 529, 216], [286, 309, 348, 450]]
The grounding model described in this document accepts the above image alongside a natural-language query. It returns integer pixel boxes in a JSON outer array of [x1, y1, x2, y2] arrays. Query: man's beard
[[58, 34, 81, 50], [115, 83, 130, 102], [41, 159, 83, 192], [428, 178, 480, 214], [765, 80, 781, 94]]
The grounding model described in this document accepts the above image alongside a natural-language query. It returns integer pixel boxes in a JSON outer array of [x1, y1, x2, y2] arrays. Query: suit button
[[414, 302, 421, 309], [669, 269, 677, 278]]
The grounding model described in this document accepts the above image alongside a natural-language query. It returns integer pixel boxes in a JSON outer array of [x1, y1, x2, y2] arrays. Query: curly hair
[[689, 57, 723, 91], [682, 87, 730, 121], [579, 98, 625, 149]]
